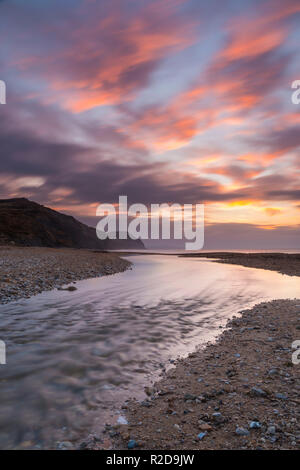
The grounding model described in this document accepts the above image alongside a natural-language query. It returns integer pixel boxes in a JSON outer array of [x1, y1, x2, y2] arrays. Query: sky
[[0, 0, 300, 249]]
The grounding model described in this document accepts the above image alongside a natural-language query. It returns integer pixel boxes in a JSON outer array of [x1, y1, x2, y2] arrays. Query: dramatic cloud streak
[[0, 0, 300, 248]]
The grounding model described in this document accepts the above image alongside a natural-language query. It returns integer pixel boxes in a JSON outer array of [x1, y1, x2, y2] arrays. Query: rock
[[184, 393, 197, 401], [145, 386, 155, 396], [212, 412, 226, 424], [267, 425, 276, 435], [57, 441, 74, 450], [274, 393, 288, 400], [127, 439, 137, 449], [78, 442, 88, 450], [117, 416, 128, 425], [236, 427, 250, 436], [198, 422, 212, 431], [249, 421, 261, 429], [196, 395, 207, 403], [250, 387, 266, 397], [141, 400, 151, 407], [66, 285, 77, 291]]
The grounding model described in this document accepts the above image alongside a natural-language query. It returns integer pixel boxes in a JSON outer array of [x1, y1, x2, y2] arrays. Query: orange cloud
[[41, 2, 197, 112], [124, 0, 300, 151], [265, 207, 282, 216], [227, 200, 254, 207], [221, 29, 286, 61], [259, 225, 278, 230]]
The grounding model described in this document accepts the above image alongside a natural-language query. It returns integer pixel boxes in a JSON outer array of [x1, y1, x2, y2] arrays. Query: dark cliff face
[[0, 198, 145, 250]]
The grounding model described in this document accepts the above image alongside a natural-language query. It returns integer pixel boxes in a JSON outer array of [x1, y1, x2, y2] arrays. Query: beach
[[0, 249, 299, 450], [111, 298, 300, 450], [104, 253, 300, 451], [0, 246, 131, 304], [180, 252, 300, 277]]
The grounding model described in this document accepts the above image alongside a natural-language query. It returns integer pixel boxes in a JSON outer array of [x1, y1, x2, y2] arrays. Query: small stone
[[275, 393, 288, 400], [212, 412, 226, 424], [66, 286, 77, 291], [127, 439, 137, 449], [145, 387, 155, 396], [236, 427, 250, 436], [267, 425, 276, 435], [250, 387, 266, 397], [141, 400, 151, 407], [117, 416, 128, 425], [57, 441, 74, 450], [249, 421, 261, 429], [198, 423, 212, 431], [184, 393, 197, 401]]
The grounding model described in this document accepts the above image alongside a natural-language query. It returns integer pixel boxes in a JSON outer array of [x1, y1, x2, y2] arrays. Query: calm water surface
[[0, 255, 299, 449]]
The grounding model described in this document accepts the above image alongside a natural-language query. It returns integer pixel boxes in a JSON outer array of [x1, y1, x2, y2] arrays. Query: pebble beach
[[0, 246, 131, 304], [105, 253, 300, 451], [0, 248, 299, 450], [110, 298, 300, 450]]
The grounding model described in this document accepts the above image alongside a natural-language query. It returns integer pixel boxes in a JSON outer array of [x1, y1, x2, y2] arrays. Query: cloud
[[267, 190, 300, 201], [0, 0, 300, 249], [203, 222, 300, 250], [265, 207, 282, 216], [7, 0, 197, 112], [118, 0, 300, 152], [251, 126, 300, 156]]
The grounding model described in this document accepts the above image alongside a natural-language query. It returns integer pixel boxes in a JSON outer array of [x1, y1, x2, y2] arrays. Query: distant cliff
[[0, 198, 145, 250]]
